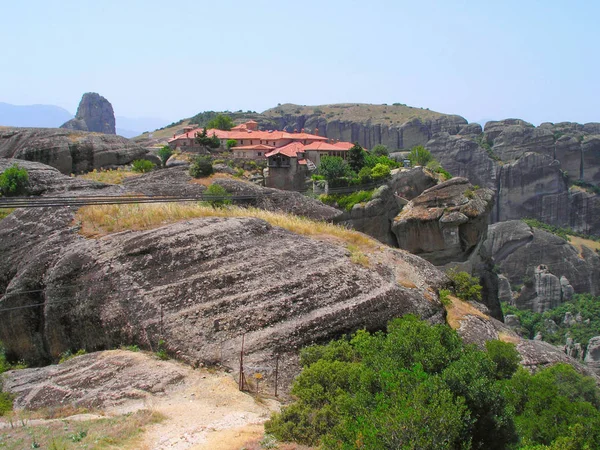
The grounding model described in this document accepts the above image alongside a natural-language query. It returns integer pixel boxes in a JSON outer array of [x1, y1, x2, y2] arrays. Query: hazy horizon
[[2, 0, 598, 127]]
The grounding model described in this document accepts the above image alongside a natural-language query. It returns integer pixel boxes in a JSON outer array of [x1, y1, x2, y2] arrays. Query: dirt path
[[132, 371, 279, 450], [1, 351, 280, 450]]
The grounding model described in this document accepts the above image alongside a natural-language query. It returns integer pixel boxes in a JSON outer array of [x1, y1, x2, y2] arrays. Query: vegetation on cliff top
[[266, 315, 600, 449]]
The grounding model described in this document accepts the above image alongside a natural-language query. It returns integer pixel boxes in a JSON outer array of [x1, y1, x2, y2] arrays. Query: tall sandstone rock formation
[[60, 92, 116, 134]]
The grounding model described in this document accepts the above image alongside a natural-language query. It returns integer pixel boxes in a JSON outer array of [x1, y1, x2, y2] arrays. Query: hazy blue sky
[[2, 0, 598, 125]]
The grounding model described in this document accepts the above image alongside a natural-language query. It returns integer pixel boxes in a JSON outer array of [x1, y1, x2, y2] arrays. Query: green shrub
[[408, 145, 433, 166], [371, 144, 389, 157], [189, 156, 214, 178], [156, 339, 169, 360], [0, 163, 29, 196], [447, 269, 482, 301], [485, 340, 521, 380], [234, 168, 244, 178], [465, 189, 475, 199], [157, 146, 173, 167], [319, 190, 374, 211], [357, 166, 372, 184], [317, 156, 351, 182], [0, 391, 13, 416], [266, 316, 519, 449], [370, 163, 391, 181], [226, 139, 237, 149], [131, 159, 155, 173], [439, 288, 452, 306], [204, 183, 232, 207]]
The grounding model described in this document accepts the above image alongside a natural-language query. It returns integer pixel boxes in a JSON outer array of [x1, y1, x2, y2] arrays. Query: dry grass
[[498, 332, 521, 344], [0, 208, 15, 221], [189, 172, 238, 187], [568, 235, 600, 256], [263, 103, 445, 126], [0, 409, 164, 450], [444, 295, 488, 330], [346, 244, 370, 267], [77, 168, 140, 185], [75, 203, 378, 251], [398, 280, 417, 289]]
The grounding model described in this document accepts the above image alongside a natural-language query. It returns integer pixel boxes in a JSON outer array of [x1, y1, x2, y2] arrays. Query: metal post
[[239, 334, 245, 391], [274, 353, 279, 397]]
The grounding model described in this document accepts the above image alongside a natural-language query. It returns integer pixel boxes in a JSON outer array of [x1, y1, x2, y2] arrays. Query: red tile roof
[[333, 141, 354, 150], [233, 144, 275, 151], [304, 142, 350, 151], [265, 142, 305, 158]]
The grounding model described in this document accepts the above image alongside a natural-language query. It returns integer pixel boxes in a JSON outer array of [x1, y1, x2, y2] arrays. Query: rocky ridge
[[0, 127, 159, 174]]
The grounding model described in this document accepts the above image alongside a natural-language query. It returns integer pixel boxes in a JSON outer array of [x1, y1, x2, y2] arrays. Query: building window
[[258, 152, 262, 156], [240, 140, 244, 145]]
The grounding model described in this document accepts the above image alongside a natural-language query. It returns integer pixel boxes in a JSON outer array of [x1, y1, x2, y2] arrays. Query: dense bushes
[[0, 164, 29, 196], [502, 293, 600, 346], [266, 316, 600, 449], [131, 159, 155, 173], [319, 190, 374, 211], [189, 156, 214, 178], [204, 183, 231, 207], [447, 269, 483, 301]]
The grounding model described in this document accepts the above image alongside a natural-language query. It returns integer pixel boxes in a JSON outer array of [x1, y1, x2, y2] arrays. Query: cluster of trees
[[195, 128, 221, 149], [266, 315, 600, 449], [315, 143, 399, 187], [502, 294, 600, 347]]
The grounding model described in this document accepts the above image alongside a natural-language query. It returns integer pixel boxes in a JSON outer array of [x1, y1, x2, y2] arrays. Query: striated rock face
[[392, 178, 494, 266], [0, 127, 158, 174], [584, 337, 600, 372], [263, 112, 468, 151], [519, 265, 566, 313], [498, 275, 513, 304], [493, 152, 569, 225], [483, 220, 600, 297], [60, 92, 116, 135], [426, 132, 499, 189], [0, 205, 446, 389]]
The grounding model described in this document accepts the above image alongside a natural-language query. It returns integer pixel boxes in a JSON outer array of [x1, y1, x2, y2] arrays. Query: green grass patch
[[0, 208, 15, 221], [319, 190, 374, 211]]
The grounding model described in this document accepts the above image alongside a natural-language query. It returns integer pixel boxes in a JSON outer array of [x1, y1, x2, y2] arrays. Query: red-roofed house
[[168, 120, 356, 191]]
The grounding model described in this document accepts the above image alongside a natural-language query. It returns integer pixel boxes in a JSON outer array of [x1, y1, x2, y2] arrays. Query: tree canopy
[[206, 114, 235, 131], [266, 315, 600, 450]]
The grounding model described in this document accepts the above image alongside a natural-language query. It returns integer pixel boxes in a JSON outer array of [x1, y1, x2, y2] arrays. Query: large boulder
[[484, 120, 555, 161], [0, 127, 158, 174], [392, 178, 494, 266], [0, 206, 446, 391], [60, 92, 116, 135], [518, 265, 565, 313]]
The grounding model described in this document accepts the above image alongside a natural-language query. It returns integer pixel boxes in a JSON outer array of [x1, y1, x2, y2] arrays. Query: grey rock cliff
[[60, 92, 116, 135], [483, 221, 600, 303]]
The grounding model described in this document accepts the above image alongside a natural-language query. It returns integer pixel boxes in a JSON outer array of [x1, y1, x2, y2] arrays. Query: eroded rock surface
[[0, 206, 446, 391], [0, 127, 159, 174], [1, 350, 187, 410], [483, 221, 600, 300], [392, 178, 494, 265]]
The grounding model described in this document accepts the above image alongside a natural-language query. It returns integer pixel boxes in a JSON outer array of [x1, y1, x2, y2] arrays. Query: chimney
[[173, 134, 176, 139], [301, 128, 305, 133], [315, 127, 319, 136], [294, 129, 298, 133]]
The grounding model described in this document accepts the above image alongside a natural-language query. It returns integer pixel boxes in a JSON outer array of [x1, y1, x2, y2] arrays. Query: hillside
[[133, 102, 464, 149]]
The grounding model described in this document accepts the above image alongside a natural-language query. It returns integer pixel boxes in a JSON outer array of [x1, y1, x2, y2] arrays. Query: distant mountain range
[[0, 102, 167, 138]]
